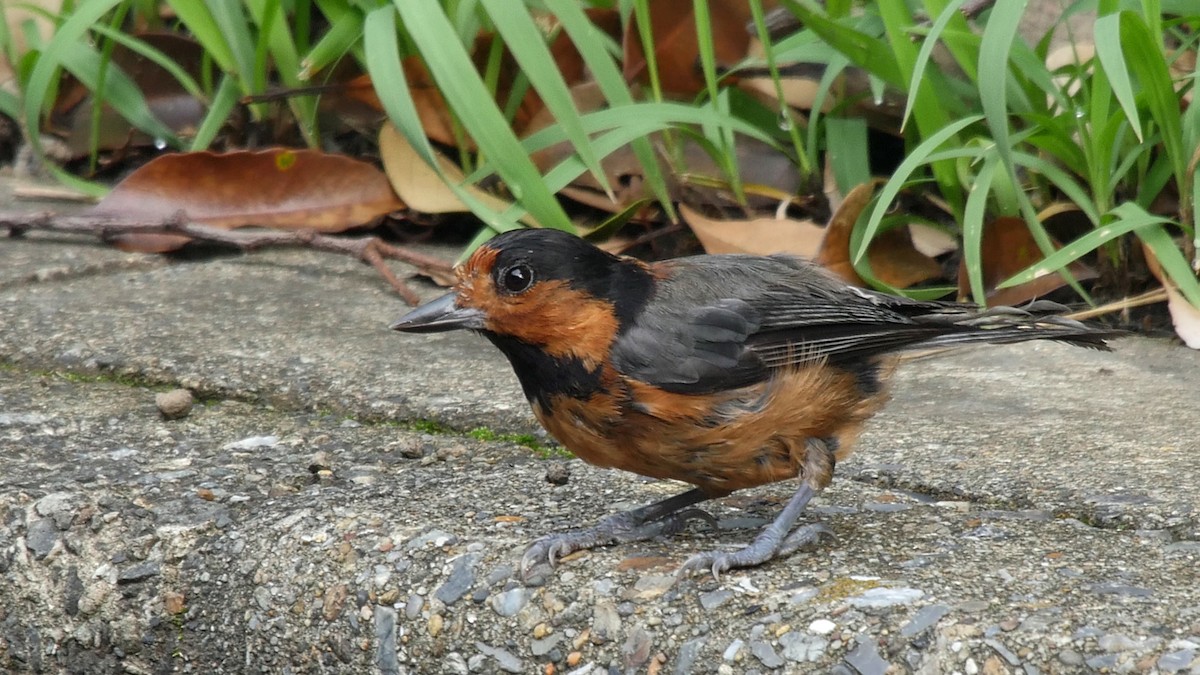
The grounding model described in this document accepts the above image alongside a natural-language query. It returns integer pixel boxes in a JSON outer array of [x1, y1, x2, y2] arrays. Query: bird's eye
[[499, 263, 534, 294]]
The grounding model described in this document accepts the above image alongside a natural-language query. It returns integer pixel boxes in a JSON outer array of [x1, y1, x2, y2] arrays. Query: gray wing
[[609, 254, 1108, 395]]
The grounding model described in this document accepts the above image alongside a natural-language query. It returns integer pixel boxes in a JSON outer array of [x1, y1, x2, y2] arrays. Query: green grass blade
[[1011, 150, 1102, 226], [858, 115, 983, 264], [164, 1, 235, 74], [301, 2, 361, 79], [777, 0, 903, 86], [544, 0, 674, 218], [1093, 13, 1143, 141], [903, 0, 969, 129], [998, 202, 1168, 289], [1119, 11, 1187, 211], [205, 0, 258, 89], [363, 4, 525, 233], [978, 0, 1025, 173], [961, 155, 1000, 304], [395, 0, 571, 231], [479, 0, 612, 197], [825, 117, 869, 195], [190, 74, 240, 150]]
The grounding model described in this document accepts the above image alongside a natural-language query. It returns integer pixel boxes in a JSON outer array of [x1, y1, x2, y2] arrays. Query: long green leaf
[[206, 0, 257, 89], [164, 2, 235, 74], [961, 156, 1000, 304], [858, 115, 983, 264], [394, 1, 571, 231], [1119, 11, 1187, 213], [903, 0, 969, 128], [190, 75, 240, 150], [19, 1, 133, 196], [1093, 13, 1143, 141], [777, 0, 903, 86], [480, 0, 611, 198], [998, 202, 1170, 288], [978, 0, 1025, 175], [364, 5, 527, 234], [544, 0, 674, 218]]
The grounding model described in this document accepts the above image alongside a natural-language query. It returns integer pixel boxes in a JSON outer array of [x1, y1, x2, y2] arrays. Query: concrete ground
[[1, 195, 1198, 673]]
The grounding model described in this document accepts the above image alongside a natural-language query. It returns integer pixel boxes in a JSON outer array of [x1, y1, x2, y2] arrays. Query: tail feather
[[912, 301, 1120, 352]]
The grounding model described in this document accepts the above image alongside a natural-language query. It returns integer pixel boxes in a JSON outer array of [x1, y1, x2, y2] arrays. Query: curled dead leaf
[[816, 182, 943, 288], [1141, 241, 1200, 348], [955, 216, 1097, 306]]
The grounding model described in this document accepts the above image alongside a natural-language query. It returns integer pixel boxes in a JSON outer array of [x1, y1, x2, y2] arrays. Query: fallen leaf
[[681, 203, 824, 257], [90, 148, 403, 252], [1142, 241, 1200, 348], [816, 182, 943, 288], [956, 216, 1097, 305], [379, 123, 537, 226]]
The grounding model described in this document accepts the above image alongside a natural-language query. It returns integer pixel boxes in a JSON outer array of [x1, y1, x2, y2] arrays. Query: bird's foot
[[520, 508, 720, 580], [520, 493, 716, 583], [678, 522, 833, 580]]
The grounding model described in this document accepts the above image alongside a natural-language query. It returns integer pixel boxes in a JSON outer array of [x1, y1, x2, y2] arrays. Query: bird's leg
[[521, 488, 714, 578], [677, 482, 832, 580]]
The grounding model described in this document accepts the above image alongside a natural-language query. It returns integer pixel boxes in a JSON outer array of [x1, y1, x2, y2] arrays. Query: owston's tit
[[392, 229, 1116, 579]]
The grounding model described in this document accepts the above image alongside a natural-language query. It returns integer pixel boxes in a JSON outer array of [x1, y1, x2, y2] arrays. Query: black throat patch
[[484, 333, 604, 411]]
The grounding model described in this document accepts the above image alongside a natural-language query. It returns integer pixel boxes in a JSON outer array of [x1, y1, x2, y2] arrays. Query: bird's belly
[[529, 363, 888, 495]]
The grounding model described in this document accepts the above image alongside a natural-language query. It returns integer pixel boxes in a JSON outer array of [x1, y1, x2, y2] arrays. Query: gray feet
[[678, 482, 828, 580], [678, 522, 833, 580], [520, 488, 713, 581]]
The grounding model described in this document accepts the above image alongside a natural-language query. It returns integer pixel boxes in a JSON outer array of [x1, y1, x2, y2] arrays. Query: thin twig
[[0, 210, 455, 306]]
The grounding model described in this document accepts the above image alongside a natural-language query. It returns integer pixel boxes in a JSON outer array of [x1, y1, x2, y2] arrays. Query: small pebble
[[699, 589, 733, 611], [1058, 649, 1083, 666], [809, 619, 836, 635], [750, 641, 784, 669], [308, 451, 332, 473], [845, 637, 888, 675], [545, 462, 571, 485], [492, 587, 529, 617], [155, 389, 193, 419], [849, 587, 923, 609]]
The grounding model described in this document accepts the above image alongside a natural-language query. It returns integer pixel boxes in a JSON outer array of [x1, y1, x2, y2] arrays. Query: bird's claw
[[677, 523, 834, 581]]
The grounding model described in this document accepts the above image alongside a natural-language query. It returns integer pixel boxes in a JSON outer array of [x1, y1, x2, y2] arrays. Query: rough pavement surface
[[1, 219, 1198, 674]]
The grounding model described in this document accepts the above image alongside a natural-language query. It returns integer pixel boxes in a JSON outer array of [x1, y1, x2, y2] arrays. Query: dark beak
[[390, 293, 485, 333]]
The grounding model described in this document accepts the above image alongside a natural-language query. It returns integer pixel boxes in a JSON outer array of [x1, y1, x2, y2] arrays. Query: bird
[[391, 228, 1117, 579]]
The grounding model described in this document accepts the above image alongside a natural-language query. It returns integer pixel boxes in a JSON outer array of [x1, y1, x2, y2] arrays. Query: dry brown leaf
[[90, 148, 403, 252], [1141, 241, 1200, 348], [909, 223, 957, 258], [681, 203, 824, 257], [815, 182, 942, 288], [955, 216, 1097, 305], [379, 123, 538, 227]]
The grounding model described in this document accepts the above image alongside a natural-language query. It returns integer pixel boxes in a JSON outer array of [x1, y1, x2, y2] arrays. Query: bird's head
[[391, 229, 654, 364]]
